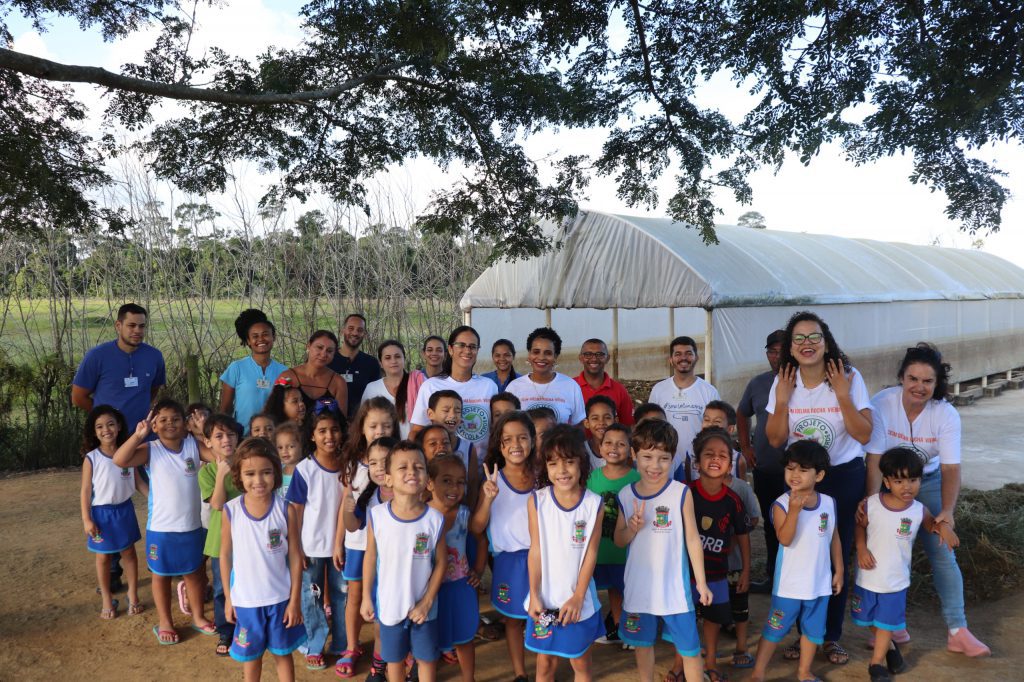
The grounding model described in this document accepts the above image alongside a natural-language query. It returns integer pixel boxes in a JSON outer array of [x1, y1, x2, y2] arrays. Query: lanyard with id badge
[[124, 352, 139, 388]]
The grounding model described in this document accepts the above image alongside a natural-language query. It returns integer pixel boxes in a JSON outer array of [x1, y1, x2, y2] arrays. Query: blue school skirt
[[437, 578, 478, 648], [491, 549, 529, 619], [87, 499, 141, 554], [525, 609, 603, 659], [146, 527, 204, 576], [343, 547, 365, 581]]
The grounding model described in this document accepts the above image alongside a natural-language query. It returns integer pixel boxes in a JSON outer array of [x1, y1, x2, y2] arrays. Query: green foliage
[[2, 0, 1022, 256]]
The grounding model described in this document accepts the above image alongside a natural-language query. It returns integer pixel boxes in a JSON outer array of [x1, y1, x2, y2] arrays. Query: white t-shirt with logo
[[767, 367, 871, 466], [224, 495, 292, 607], [369, 502, 445, 626], [648, 376, 720, 469], [855, 493, 924, 593], [772, 491, 837, 600], [867, 386, 960, 477], [506, 372, 586, 425], [410, 375, 498, 448]]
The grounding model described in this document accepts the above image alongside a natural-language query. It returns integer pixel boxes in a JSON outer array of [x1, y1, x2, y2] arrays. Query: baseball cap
[[765, 330, 785, 347]]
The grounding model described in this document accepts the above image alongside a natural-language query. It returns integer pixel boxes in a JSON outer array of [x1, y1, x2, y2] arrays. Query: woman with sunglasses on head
[[278, 330, 349, 417], [765, 311, 873, 667], [409, 326, 499, 453], [863, 343, 989, 657]]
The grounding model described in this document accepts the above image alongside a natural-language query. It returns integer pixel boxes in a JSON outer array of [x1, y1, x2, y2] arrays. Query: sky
[[8, 1, 1024, 267]]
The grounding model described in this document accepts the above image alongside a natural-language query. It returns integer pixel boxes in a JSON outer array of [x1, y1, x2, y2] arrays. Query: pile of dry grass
[[909, 483, 1024, 604]]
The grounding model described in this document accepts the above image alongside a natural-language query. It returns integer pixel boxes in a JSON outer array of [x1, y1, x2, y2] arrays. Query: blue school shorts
[[87, 499, 141, 554], [342, 547, 364, 581], [230, 600, 306, 662], [851, 586, 907, 631], [379, 618, 439, 663], [437, 578, 478, 648], [593, 564, 625, 592], [618, 610, 700, 657], [491, 549, 529, 619], [526, 609, 603, 659], [145, 528, 204, 576], [761, 595, 829, 645]]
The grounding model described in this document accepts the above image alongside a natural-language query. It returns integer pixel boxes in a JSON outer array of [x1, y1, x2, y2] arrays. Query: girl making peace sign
[[470, 411, 538, 682]]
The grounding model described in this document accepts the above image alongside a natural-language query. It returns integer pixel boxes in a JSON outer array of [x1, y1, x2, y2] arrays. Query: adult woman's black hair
[[234, 308, 275, 345], [777, 310, 850, 375], [526, 327, 562, 356], [377, 339, 410, 422], [440, 325, 481, 377], [897, 343, 952, 402]]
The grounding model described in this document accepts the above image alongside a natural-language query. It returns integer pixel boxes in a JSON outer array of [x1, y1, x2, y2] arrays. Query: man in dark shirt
[[328, 313, 381, 417], [737, 329, 786, 586]]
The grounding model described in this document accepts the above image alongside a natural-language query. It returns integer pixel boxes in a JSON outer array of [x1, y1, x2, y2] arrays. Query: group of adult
[[71, 304, 989, 660]]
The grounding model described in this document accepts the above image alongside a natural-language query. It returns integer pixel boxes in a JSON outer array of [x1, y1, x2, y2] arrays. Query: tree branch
[[0, 48, 414, 105]]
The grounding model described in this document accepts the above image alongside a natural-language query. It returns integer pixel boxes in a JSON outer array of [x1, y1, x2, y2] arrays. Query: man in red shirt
[[574, 338, 635, 425]]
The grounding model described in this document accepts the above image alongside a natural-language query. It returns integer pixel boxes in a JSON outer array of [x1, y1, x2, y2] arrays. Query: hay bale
[[909, 483, 1024, 604]]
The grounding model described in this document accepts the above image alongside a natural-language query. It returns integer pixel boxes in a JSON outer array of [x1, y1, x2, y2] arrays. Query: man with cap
[[736, 329, 786, 590]]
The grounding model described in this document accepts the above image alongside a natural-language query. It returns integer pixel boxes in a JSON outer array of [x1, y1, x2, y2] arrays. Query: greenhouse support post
[[463, 308, 472, 326], [704, 309, 714, 385], [611, 308, 620, 378]]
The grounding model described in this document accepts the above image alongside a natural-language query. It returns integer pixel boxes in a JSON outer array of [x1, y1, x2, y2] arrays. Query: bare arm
[[736, 532, 751, 593], [80, 458, 96, 537], [864, 453, 883, 496], [469, 463, 498, 534], [289, 503, 308, 569], [830, 525, 844, 595], [936, 463, 961, 527], [218, 382, 235, 415], [71, 385, 93, 412], [409, 532, 447, 624], [329, 373, 349, 412], [736, 411, 755, 469], [360, 522, 378, 621], [220, 510, 235, 623], [526, 495, 544, 619], [284, 504, 304, 627], [134, 467, 149, 497], [407, 423, 425, 440], [464, 447, 481, 512], [922, 507, 960, 549], [209, 459, 230, 510], [774, 493, 807, 547]]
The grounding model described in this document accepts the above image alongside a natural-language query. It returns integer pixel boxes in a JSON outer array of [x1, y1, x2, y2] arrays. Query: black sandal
[[215, 632, 231, 657], [823, 640, 850, 665]]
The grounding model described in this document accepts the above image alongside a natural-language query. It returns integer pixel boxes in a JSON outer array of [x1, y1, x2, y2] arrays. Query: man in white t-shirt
[[647, 335, 720, 481]]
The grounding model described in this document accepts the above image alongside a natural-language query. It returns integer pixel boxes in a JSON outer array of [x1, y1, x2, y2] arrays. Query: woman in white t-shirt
[[409, 326, 499, 449], [360, 340, 412, 438], [765, 311, 872, 665], [506, 327, 586, 425], [865, 344, 989, 657]]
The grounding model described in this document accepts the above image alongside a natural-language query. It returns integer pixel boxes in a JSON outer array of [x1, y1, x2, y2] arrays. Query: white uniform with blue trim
[[370, 503, 445, 626], [225, 496, 292, 607], [488, 471, 532, 553], [344, 462, 371, 551], [772, 492, 837, 599], [856, 494, 923, 593], [146, 436, 201, 532], [618, 480, 692, 615], [523, 487, 602, 619], [285, 456, 343, 558], [86, 449, 136, 505]]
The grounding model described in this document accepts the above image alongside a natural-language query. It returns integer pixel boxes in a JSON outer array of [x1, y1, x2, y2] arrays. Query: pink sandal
[[176, 580, 191, 615]]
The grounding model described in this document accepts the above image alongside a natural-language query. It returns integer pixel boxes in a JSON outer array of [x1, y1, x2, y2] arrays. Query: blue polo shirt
[[219, 356, 288, 433], [73, 340, 166, 429], [328, 350, 381, 417], [482, 369, 518, 392]]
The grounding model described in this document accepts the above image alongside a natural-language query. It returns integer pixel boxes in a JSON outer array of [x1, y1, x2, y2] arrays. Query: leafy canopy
[[1, 0, 1021, 258]]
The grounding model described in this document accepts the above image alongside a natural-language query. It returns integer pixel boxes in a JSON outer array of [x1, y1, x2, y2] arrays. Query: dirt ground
[[2, 470, 1020, 681]]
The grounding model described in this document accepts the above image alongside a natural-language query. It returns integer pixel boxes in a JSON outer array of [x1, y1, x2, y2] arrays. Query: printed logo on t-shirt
[[572, 520, 587, 545], [497, 583, 511, 604], [120, 467, 131, 478], [792, 416, 836, 449], [235, 627, 250, 648], [459, 404, 489, 442], [768, 609, 785, 630], [897, 517, 913, 538], [818, 512, 829, 536], [413, 532, 430, 556], [184, 457, 197, 475], [701, 516, 713, 531], [267, 528, 283, 552], [624, 613, 642, 633], [654, 505, 672, 529], [529, 401, 558, 414]]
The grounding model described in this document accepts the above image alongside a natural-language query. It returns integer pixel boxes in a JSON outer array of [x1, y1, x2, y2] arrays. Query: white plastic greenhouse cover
[[459, 211, 1024, 311]]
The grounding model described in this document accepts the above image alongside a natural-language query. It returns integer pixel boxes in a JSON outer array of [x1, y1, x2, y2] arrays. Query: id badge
[[342, 372, 354, 383], [256, 378, 270, 389], [124, 376, 139, 388]]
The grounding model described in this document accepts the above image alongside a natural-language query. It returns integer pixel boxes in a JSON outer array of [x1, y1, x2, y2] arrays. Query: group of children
[[80, 376, 957, 682]]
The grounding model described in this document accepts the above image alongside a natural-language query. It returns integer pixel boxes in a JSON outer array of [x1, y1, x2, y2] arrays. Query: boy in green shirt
[[587, 422, 640, 646], [198, 414, 242, 656]]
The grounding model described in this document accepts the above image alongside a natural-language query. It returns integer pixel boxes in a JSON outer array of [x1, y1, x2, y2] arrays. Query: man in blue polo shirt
[[72, 303, 166, 430], [328, 313, 381, 417], [72, 302, 166, 592]]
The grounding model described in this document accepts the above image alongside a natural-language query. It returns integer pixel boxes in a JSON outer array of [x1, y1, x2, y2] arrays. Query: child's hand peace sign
[[481, 463, 500, 501], [627, 500, 646, 534], [134, 411, 154, 440]]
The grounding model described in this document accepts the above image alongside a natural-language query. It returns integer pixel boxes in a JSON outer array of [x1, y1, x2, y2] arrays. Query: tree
[[2, 1, 1021, 258], [737, 211, 767, 229]]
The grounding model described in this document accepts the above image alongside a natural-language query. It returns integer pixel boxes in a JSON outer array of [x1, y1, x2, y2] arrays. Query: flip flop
[[191, 623, 218, 636], [100, 598, 120, 620], [306, 654, 327, 671], [731, 652, 754, 668], [177, 580, 191, 615], [128, 601, 145, 616], [152, 625, 179, 645], [216, 632, 231, 657]]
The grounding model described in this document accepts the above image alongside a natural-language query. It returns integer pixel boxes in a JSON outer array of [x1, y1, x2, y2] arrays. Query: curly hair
[[897, 343, 951, 401], [234, 308, 275, 346], [777, 311, 851, 376]]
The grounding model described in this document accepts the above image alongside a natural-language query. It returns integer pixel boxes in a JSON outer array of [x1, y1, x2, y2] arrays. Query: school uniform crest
[[459, 404, 489, 441], [184, 457, 196, 474], [654, 505, 672, 528], [897, 517, 912, 538], [497, 583, 511, 604], [851, 592, 862, 613], [768, 609, 785, 630], [624, 613, 641, 633], [793, 416, 835, 449], [572, 520, 587, 544], [818, 512, 829, 535], [120, 467, 131, 478], [267, 528, 282, 550], [532, 619, 553, 639], [148, 544, 158, 560], [413, 532, 430, 555], [92, 531, 104, 543], [235, 627, 250, 648]]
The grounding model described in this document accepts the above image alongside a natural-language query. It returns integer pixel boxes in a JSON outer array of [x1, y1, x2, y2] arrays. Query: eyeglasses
[[792, 333, 823, 345], [451, 342, 479, 351], [580, 352, 607, 359]]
